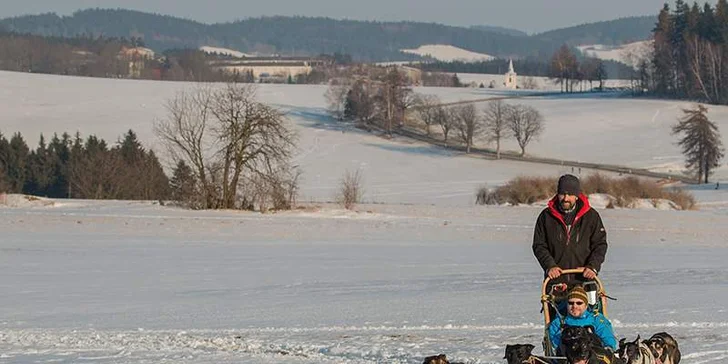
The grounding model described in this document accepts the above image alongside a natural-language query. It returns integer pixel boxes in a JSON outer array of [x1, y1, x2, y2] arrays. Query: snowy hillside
[[2, 70, 726, 205], [400, 44, 494, 62], [577, 40, 653, 67], [200, 46, 253, 58]]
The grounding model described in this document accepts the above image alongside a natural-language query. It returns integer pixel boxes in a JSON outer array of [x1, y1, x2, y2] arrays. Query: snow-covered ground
[[400, 45, 495, 62], [1, 199, 728, 363], [2, 70, 728, 363]]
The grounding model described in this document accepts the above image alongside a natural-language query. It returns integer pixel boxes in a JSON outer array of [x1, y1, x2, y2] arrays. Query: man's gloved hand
[[548, 267, 563, 279], [583, 267, 597, 279]]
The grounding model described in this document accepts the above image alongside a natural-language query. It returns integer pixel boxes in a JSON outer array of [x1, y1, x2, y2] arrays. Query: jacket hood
[[547, 193, 591, 224]]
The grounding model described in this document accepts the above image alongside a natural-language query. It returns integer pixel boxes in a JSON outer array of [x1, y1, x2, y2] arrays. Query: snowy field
[[1, 199, 728, 363], [2, 70, 728, 363]]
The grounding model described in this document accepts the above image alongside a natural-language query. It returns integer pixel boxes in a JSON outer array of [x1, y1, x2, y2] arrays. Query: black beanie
[[557, 174, 581, 195]]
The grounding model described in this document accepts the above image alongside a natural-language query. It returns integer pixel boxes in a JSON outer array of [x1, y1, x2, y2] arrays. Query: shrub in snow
[[477, 174, 695, 210], [337, 170, 363, 210]]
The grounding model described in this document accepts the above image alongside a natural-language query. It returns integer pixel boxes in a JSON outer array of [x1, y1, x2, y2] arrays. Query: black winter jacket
[[532, 194, 608, 277]]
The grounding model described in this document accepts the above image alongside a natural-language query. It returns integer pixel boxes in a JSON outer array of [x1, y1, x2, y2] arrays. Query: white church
[[504, 59, 517, 89]]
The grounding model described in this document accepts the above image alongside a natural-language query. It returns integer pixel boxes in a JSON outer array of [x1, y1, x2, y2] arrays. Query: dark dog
[[422, 354, 464, 364], [618, 336, 656, 364], [646, 332, 680, 364], [562, 326, 624, 364], [504, 344, 535, 364], [423, 354, 449, 364]]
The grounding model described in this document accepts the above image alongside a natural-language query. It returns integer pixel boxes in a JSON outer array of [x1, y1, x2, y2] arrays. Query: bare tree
[[347, 79, 377, 124], [376, 67, 413, 135], [155, 83, 297, 210], [550, 44, 578, 93], [522, 76, 538, 90], [482, 100, 510, 159], [413, 94, 441, 135], [436, 106, 456, 143], [454, 103, 481, 153], [155, 85, 216, 206], [506, 104, 544, 156], [246, 166, 301, 212], [672, 104, 724, 183], [686, 35, 724, 104], [324, 81, 351, 120]]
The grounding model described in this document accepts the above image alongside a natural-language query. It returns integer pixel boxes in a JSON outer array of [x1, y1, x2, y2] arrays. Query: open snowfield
[[1, 198, 728, 363], [2, 70, 728, 363]]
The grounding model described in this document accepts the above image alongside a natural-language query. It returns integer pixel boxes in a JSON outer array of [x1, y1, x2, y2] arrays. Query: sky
[[0, 0, 714, 34]]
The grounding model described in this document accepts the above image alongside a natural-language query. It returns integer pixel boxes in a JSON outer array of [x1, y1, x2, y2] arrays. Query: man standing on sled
[[532, 174, 608, 287]]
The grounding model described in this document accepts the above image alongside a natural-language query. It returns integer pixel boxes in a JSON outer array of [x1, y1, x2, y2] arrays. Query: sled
[[540, 267, 610, 361]]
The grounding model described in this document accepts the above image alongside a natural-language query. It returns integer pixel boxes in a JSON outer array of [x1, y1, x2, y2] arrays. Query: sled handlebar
[[540, 268, 608, 325]]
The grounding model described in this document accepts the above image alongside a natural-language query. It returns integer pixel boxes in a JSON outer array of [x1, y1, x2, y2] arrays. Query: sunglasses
[[567, 301, 585, 306]]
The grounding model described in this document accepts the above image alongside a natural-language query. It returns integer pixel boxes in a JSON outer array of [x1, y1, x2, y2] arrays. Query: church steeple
[[504, 58, 517, 89]]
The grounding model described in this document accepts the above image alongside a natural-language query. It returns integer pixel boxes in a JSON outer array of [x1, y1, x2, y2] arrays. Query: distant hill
[[0, 9, 656, 62], [469, 25, 528, 37], [534, 16, 656, 46]]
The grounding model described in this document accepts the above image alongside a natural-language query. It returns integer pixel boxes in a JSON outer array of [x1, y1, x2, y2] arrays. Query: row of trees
[[0, 30, 238, 81], [413, 99, 544, 156], [549, 45, 609, 92], [325, 68, 546, 156], [651, 0, 728, 104], [325, 67, 415, 135], [0, 30, 359, 84], [0, 130, 169, 200], [0, 31, 132, 76], [1, 83, 301, 211]]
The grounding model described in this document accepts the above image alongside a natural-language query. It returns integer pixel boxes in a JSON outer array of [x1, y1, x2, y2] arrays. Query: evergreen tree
[[672, 104, 725, 183], [25, 134, 55, 196], [119, 129, 144, 164], [143, 150, 170, 200], [451, 73, 461, 87], [699, 3, 718, 42], [671, 0, 690, 96], [47, 133, 71, 198], [170, 159, 195, 204], [343, 89, 357, 120], [7, 133, 29, 193], [0, 132, 9, 192], [716, 0, 728, 43]]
